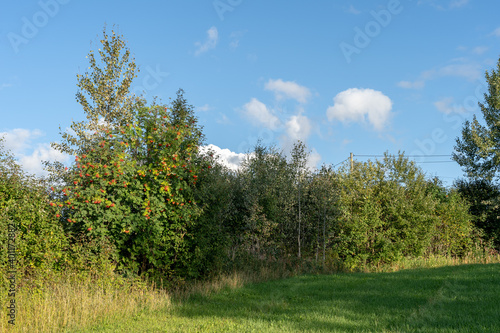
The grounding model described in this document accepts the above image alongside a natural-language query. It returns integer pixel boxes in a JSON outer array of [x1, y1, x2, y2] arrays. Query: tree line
[[1, 28, 500, 284]]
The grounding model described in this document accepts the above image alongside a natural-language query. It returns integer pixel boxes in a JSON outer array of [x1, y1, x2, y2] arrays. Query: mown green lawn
[[72, 264, 500, 332]]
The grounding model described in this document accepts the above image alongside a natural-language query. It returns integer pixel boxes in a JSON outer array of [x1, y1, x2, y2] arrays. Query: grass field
[[70, 263, 500, 333]]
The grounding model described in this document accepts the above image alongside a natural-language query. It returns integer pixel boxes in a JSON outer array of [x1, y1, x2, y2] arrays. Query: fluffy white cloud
[[434, 97, 466, 114], [326, 88, 393, 131], [0, 128, 70, 177], [242, 98, 281, 130], [19, 143, 69, 177], [200, 144, 247, 171], [0, 128, 44, 153], [195, 26, 218, 56], [265, 79, 311, 103], [285, 113, 312, 142], [307, 148, 322, 170]]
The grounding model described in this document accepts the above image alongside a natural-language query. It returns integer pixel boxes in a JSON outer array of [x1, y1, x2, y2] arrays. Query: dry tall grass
[[0, 271, 170, 333]]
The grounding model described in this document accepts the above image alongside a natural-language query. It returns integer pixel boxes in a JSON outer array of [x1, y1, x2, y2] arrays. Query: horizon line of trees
[[1, 27, 500, 285]]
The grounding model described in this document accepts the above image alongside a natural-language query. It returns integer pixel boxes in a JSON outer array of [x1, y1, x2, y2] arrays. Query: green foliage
[[334, 153, 475, 268], [305, 165, 339, 263], [53, 96, 208, 279], [46, 27, 142, 184], [453, 56, 500, 181], [0, 139, 68, 273], [427, 180, 475, 256], [455, 178, 500, 248], [238, 143, 294, 259], [190, 153, 240, 277]]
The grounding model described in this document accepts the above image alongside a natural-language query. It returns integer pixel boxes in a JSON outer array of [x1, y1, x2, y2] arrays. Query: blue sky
[[1, 0, 500, 186]]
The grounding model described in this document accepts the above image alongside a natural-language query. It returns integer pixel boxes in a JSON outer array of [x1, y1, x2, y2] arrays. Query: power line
[[354, 154, 452, 158], [415, 161, 455, 164], [332, 157, 350, 168]]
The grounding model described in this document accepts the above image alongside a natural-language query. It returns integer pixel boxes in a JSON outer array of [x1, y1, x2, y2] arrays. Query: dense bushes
[[0, 128, 486, 282], [189, 149, 478, 272], [52, 92, 210, 281], [330, 153, 474, 268], [455, 178, 500, 248], [0, 139, 68, 274]]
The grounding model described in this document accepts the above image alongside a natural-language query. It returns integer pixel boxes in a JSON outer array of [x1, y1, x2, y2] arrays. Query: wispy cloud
[[229, 30, 246, 49], [0, 83, 13, 91], [491, 27, 500, 37], [195, 26, 218, 56], [434, 97, 467, 114], [418, 0, 469, 10], [449, 0, 469, 9], [197, 104, 212, 112], [397, 80, 425, 89], [398, 60, 482, 90], [437, 63, 481, 81], [217, 113, 231, 124], [265, 79, 311, 103], [472, 46, 489, 55]]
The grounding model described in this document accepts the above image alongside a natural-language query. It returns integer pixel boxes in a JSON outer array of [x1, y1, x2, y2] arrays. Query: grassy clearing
[[2, 254, 500, 332], [73, 262, 500, 332]]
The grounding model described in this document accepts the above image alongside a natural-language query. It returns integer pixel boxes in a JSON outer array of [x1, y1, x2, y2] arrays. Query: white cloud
[[307, 148, 322, 170], [0, 128, 70, 177], [265, 79, 311, 103], [398, 61, 482, 90], [0, 128, 44, 153], [200, 144, 247, 171], [434, 97, 467, 114], [491, 27, 500, 37], [437, 63, 481, 81], [397, 80, 425, 89], [18, 143, 70, 177], [285, 113, 312, 142], [195, 26, 218, 56], [326, 88, 393, 131], [242, 98, 281, 130]]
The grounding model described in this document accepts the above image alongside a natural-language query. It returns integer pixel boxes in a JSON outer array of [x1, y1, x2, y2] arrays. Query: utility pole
[[350, 152, 353, 172]]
